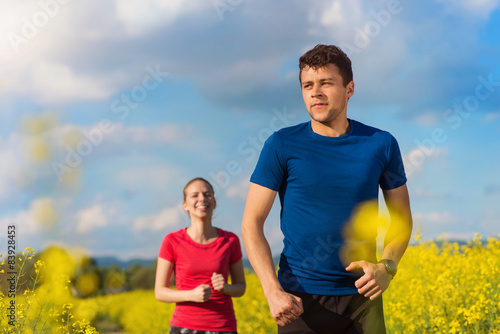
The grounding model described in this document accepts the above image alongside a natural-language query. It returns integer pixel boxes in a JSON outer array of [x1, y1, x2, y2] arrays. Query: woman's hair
[[298, 44, 353, 87], [182, 177, 215, 202]]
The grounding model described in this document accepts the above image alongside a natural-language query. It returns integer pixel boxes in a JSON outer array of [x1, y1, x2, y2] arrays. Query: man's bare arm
[[381, 183, 413, 264], [241, 182, 303, 326], [346, 184, 413, 300]]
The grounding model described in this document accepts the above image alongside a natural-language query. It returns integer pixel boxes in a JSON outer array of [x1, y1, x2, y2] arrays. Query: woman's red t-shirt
[[158, 228, 242, 331]]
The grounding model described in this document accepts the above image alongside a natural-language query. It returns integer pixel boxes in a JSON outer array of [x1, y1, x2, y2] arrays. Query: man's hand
[[345, 260, 392, 300], [266, 289, 304, 327], [211, 272, 226, 293], [190, 284, 212, 303]]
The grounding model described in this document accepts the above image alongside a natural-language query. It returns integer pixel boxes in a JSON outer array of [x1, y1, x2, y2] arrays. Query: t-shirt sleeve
[[229, 234, 243, 265], [250, 132, 286, 191], [158, 233, 175, 263], [379, 134, 407, 190]]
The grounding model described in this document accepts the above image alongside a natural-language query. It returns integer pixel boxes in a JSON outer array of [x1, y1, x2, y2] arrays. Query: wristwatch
[[379, 259, 397, 277]]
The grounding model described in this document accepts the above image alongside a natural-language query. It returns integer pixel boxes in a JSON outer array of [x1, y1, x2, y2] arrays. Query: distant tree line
[[1, 246, 160, 298]]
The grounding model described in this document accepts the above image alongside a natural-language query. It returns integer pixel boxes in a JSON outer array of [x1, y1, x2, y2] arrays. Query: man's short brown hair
[[299, 44, 353, 87]]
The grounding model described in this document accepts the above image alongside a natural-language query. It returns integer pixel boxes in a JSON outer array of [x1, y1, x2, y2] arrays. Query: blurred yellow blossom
[[2, 237, 500, 333]]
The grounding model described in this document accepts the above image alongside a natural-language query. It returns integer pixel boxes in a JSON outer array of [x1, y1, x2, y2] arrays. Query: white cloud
[[39, 121, 194, 165], [225, 177, 250, 202], [0, 2, 40, 60], [0, 130, 60, 199], [415, 113, 439, 127], [0, 0, 495, 114], [115, 164, 184, 192], [2, 56, 120, 106], [76, 204, 108, 234], [436, 0, 500, 18], [58, 122, 191, 148], [0, 211, 38, 236], [0, 134, 21, 200], [413, 211, 463, 239], [414, 211, 460, 226], [30, 62, 114, 103], [0, 1, 172, 105], [436, 231, 478, 241], [314, 0, 363, 28], [133, 204, 184, 232], [320, 1, 346, 26], [0, 2, 115, 103], [115, 0, 210, 36], [403, 147, 448, 179], [0, 197, 58, 235], [412, 187, 452, 200], [481, 112, 500, 123], [110, 123, 193, 145]]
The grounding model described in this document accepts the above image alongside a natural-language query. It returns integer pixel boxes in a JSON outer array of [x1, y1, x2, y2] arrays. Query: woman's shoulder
[[162, 228, 186, 241], [217, 228, 240, 241]]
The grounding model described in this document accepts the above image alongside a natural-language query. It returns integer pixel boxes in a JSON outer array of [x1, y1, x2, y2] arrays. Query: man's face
[[300, 64, 354, 127]]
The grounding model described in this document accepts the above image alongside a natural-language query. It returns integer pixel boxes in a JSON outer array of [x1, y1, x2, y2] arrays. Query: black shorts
[[278, 291, 386, 334]]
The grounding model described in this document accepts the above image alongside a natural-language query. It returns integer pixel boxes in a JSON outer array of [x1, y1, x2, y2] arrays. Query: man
[[241, 44, 412, 333]]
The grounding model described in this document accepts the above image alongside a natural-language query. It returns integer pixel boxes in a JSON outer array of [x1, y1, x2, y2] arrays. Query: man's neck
[[311, 117, 350, 137]]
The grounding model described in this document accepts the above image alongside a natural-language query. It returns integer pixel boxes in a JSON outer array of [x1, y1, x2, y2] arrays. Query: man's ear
[[346, 81, 355, 99]]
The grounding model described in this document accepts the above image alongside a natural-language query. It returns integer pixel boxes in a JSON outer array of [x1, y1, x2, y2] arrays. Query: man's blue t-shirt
[[250, 119, 407, 295]]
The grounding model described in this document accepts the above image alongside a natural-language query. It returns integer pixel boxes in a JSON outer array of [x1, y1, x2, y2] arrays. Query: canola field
[[2, 234, 500, 334]]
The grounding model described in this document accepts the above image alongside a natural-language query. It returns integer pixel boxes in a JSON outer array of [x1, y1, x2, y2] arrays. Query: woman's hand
[[211, 272, 226, 293], [211, 261, 246, 297], [190, 284, 212, 303]]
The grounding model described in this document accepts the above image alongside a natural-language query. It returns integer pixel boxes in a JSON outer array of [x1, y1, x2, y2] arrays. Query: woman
[[155, 177, 246, 334]]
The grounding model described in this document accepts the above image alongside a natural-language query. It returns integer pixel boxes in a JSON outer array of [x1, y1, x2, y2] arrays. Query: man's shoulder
[[261, 122, 309, 149], [274, 121, 309, 138], [351, 119, 394, 139]]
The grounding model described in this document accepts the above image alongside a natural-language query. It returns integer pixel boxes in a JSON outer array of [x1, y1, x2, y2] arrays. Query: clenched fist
[[190, 284, 212, 303], [211, 272, 226, 293]]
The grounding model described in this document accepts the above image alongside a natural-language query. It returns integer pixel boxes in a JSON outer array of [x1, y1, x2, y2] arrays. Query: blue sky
[[0, 0, 499, 260]]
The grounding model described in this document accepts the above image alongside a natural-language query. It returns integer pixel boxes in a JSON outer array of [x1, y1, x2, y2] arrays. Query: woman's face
[[183, 180, 216, 219]]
